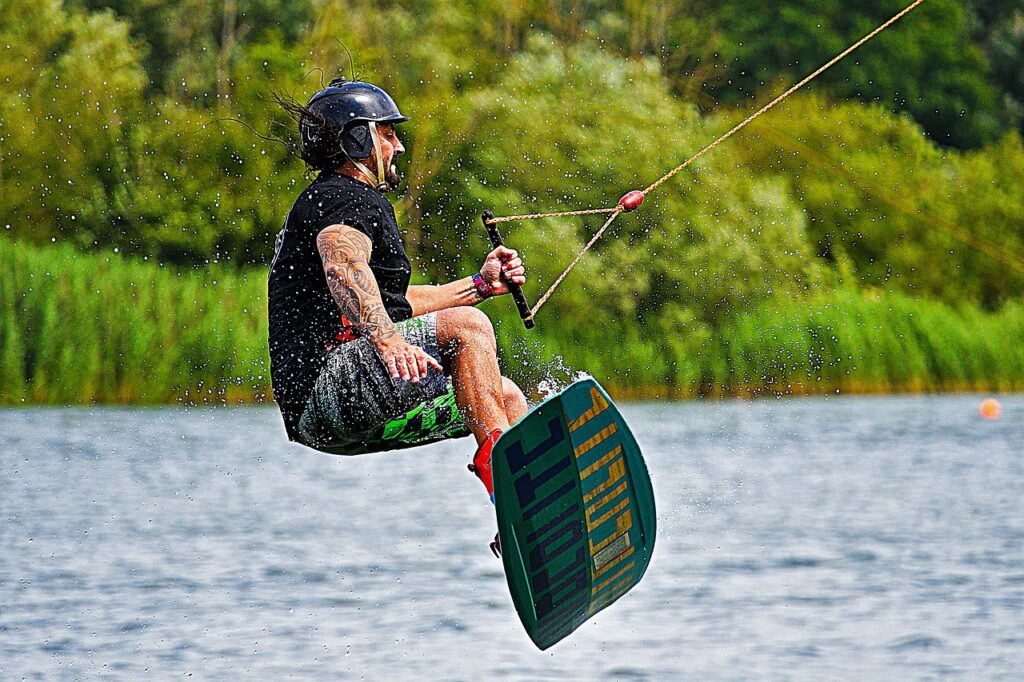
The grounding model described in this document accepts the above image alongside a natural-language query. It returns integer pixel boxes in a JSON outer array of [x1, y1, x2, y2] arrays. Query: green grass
[[691, 291, 1024, 398], [0, 238, 268, 405], [1, 238, 1021, 406]]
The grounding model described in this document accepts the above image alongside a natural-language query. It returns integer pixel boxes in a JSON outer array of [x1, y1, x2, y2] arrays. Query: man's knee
[[502, 376, 526, 405], [501, 376, 529, 421], [437, 306, 496, 352]]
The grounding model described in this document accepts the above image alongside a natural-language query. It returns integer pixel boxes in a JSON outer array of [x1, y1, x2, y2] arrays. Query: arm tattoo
[[316, 225, 398, 343]]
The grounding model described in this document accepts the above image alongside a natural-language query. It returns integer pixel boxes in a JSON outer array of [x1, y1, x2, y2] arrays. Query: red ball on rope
[[618, 190, 645, 212]]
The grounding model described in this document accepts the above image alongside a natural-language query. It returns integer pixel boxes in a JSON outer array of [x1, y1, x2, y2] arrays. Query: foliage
[[967, 0, 1024, 134], [2, 1, 1024, 403], [424, 41, 826, 336], [704, 290, 1024, 397], [3, 236, 1021, 405], [1, 0, 309, 264], [0, 237, 268, 405], [709, 0, 1006, 148], [728, 96, 1024, 308], [0, 0, 147, 245], [71, 0, 316, 99]]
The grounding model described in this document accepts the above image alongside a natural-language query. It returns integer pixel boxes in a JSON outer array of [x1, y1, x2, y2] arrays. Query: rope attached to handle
[[530, 208, 624, 317]]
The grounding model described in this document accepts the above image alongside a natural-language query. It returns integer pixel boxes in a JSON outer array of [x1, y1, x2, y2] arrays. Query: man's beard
[[383, 162, 402, 191]]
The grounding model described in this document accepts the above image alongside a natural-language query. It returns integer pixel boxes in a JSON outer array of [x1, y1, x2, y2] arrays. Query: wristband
[[472, 272, 495, 300]]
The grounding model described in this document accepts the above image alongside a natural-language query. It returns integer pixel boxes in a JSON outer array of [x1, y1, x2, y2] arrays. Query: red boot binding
[[468, 429, 504, 556], [467, 429, 503, 501]]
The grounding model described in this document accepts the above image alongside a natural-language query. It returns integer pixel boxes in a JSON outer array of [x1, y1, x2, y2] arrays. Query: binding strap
[[346, 121, 390, 191]]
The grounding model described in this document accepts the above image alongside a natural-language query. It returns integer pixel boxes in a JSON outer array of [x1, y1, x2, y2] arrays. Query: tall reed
[[684, 291, 1024, 398], [1, 239, 268, 405], [1, 239, 1021, 405]]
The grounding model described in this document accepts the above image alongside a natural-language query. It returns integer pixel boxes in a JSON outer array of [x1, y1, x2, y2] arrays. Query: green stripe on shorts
[[342, 381, 469, 456]]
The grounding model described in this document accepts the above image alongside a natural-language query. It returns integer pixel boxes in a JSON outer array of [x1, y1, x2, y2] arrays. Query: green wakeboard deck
[[492, 378, 656, 650]]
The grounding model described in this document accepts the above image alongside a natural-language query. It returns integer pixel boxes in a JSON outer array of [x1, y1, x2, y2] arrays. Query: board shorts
[[296, 312, 470, 455]]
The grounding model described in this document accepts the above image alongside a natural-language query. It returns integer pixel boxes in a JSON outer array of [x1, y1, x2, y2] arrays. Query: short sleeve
[[313, 186, 387, 243]]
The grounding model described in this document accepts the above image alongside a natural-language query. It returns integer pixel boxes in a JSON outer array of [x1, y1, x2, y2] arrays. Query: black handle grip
[[481, 211, 535, 329]]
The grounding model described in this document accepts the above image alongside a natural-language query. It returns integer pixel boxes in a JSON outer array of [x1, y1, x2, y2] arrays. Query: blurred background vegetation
[[2, 0, 1023, 404]]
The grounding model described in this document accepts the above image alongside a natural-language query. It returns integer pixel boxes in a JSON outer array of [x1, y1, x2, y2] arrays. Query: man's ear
[[341, 124, 373, 158]]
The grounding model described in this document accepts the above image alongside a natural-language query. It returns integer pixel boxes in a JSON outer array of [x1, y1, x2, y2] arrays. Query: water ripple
[[1, 397, 1022, 679]]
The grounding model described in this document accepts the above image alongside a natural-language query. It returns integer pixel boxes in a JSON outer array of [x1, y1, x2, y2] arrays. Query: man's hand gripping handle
[[481, 211, 535, 329]]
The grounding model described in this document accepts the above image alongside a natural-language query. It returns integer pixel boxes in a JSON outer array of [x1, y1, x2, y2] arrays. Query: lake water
[[1, 395, 1022, 680]]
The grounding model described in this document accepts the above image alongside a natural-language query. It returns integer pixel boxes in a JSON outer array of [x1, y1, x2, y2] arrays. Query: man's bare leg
[[502, 376, 528, 425], [435, 307, 510, 444]]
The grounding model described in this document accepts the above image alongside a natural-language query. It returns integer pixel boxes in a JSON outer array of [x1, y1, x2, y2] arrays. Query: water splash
[[535, 355, 591, 401]]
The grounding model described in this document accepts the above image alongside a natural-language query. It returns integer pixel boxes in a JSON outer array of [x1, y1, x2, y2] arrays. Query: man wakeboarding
[[268, 78, 527, 517]]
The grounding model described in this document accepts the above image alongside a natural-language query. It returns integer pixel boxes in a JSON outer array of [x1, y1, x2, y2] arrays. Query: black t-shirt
[[268, 173, 413, 439]]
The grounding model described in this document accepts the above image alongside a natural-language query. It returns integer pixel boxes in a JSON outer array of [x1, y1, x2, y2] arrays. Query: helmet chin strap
[[347, 121, 391, 191]]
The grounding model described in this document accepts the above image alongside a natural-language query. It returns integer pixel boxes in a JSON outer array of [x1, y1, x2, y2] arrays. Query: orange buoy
[[980, 398, 1002, 420]]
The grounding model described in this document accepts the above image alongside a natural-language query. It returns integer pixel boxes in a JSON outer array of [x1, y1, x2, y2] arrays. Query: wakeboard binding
[[468, 428, 503, 556]]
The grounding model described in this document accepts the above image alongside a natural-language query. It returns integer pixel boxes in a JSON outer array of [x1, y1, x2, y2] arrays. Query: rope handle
[[481, 211, 535, 329]]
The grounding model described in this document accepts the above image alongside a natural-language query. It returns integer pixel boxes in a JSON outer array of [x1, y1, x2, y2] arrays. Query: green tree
[[730, 96, 1024, 307], [421, 40, 825, 334], [966, 0, 1024, 134], [74, 0, 315, 98], [709, 0, 1005, 148], [0, 0, 147, 245]]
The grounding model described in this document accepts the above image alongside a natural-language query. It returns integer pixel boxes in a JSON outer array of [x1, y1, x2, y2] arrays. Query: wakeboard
[[491, 378, 656, 650]]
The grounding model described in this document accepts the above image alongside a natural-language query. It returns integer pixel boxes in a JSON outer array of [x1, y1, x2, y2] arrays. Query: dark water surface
[[2, 395, 1022, 680]]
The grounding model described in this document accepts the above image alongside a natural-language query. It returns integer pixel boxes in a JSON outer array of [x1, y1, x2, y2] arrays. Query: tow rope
[[484, 0, 929, 328]]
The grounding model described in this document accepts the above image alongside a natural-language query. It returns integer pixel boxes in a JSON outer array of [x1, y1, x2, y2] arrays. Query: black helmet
[[300, 78, 408, 187]]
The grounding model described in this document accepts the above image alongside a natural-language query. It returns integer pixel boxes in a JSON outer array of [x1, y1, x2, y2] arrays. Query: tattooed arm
[[317, 224, 441, 382], [316, 225, 396, 343]]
